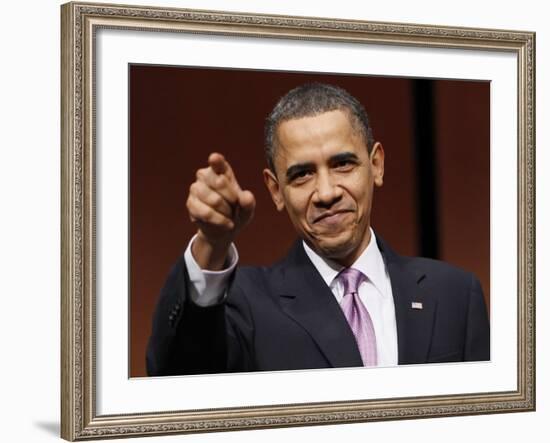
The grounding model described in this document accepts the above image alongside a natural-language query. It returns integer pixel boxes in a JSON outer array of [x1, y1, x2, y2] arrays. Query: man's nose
[[313, 170, 343, 206]]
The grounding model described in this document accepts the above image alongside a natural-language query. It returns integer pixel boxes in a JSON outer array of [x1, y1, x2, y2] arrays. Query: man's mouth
[[312, 210, 352, 224]]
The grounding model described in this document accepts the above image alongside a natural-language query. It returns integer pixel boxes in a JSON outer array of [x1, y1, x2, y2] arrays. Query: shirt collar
[[302, 228, 388, 296]]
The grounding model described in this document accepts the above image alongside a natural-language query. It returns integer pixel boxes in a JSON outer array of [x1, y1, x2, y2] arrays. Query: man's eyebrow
[[330, 152, 359, 163], [285, 152, 360, 181], [285, 162, 314, 181]]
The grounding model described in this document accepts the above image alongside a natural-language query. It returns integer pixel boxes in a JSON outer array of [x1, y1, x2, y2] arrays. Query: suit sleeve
[[464, 274, 490, 361], [145, 254, 255, 376]]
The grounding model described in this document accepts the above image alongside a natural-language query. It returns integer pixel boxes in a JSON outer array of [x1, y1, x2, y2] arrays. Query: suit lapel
[[275, 241, 363, 368], [377, 236, 437, 365]]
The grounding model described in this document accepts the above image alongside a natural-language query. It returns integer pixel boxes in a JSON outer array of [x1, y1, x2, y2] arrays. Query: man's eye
[[291, 170, 312, 183], [334, 160, 354, 170]]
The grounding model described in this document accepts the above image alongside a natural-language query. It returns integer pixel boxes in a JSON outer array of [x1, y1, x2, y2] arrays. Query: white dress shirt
[[183, 228, 398, 366]]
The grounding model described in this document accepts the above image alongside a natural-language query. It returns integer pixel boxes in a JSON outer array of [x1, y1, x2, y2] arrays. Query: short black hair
[[264, 83, 375, 172]]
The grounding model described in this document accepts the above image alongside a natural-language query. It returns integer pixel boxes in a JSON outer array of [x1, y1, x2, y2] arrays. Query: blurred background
[[129, 65, 489, 377]]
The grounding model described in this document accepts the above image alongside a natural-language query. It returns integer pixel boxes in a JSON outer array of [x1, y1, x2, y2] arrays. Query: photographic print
[[61, 2, 534, 440]]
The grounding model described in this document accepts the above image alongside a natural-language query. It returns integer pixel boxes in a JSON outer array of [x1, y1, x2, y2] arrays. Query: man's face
[[263, 109, 384, 266]]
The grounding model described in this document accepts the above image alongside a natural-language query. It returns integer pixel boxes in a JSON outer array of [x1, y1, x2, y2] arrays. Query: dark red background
[[129, 65, 490, 377]]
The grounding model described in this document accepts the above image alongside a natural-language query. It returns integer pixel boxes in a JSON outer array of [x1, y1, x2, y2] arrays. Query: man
[[146, 83, 489, 376]]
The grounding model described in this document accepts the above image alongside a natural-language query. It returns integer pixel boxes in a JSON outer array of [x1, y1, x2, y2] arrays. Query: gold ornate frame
[[61, 1, 535, 440]]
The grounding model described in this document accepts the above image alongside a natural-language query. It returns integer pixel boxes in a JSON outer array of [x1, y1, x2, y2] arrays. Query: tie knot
[[338, 268, 366, 295]]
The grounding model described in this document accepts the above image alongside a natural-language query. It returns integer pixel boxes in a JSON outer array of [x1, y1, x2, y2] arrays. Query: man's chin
[[311, 237, 356, 263]]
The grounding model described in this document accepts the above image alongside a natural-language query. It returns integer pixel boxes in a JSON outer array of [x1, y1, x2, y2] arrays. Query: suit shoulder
[[230, 258, 289, 301], [408, 255, 469, 272], [401, 255, 478, 285], [234, 264, 268, 283], [232, 263, 279, 291]]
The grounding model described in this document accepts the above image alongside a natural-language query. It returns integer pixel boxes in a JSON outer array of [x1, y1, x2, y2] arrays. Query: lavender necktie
[[338, 268, 378, 366]]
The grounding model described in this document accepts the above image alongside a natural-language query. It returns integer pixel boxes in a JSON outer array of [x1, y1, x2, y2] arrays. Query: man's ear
[[263, 168, 285, 211], [370, 142, 385, 187]]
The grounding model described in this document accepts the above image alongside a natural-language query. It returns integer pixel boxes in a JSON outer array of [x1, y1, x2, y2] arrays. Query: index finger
[[208, 153, 234, 179]]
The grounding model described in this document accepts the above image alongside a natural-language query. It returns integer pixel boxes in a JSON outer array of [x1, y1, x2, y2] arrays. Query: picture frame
[[61, 1, 535, 440]]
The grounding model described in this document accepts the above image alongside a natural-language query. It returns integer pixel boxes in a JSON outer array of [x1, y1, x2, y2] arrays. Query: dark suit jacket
[[146, 236, 490, 376]]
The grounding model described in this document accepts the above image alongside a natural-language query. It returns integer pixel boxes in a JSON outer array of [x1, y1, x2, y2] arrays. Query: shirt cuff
[[183, 234, 239, 307]]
